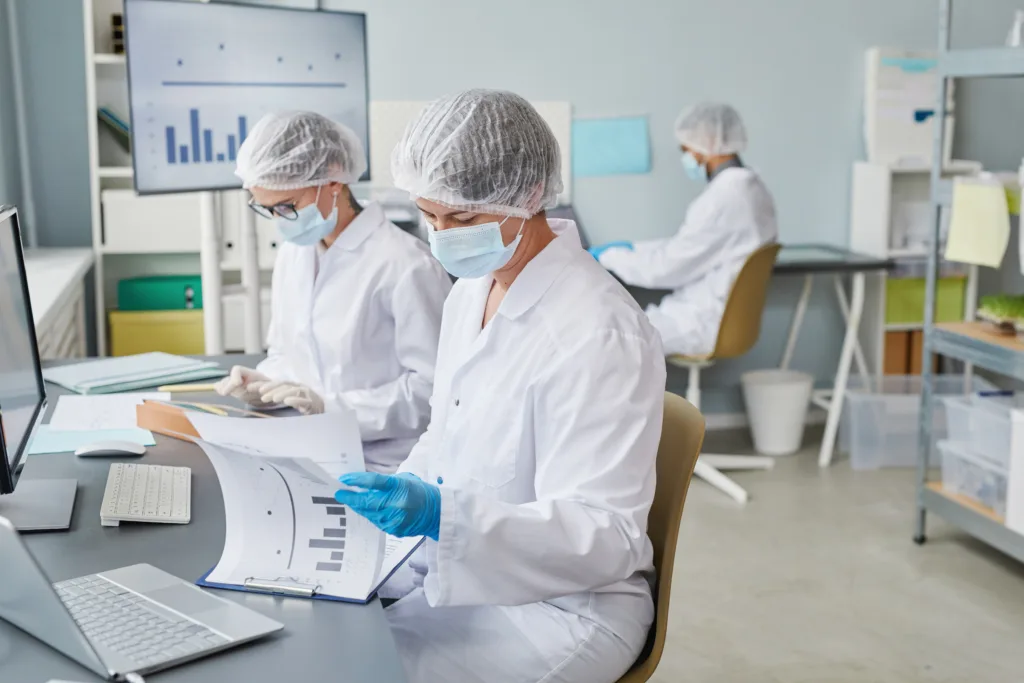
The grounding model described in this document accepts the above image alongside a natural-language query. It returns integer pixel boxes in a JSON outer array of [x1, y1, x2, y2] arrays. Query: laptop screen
[[0, 208, 45, 489]]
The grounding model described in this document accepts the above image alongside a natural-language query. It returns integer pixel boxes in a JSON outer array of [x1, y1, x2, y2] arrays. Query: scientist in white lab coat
[[589, 103, 778, 356], [332, 90, 666, 683], [215, 112, 452, 472]]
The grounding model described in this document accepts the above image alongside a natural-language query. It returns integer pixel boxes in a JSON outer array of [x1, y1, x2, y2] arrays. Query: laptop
[[0, 516, 283, 679]]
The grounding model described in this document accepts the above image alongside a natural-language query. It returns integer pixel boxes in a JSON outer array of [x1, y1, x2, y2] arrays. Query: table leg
[[781, 274, 813, 370], [819, 272, 865, 467], [832, 275, 871, 387]]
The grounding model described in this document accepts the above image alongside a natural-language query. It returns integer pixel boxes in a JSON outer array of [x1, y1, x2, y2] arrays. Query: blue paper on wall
[[572, 116, 651, 178]]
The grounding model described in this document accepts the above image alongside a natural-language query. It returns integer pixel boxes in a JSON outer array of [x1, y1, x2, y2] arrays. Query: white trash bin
[[741, 369, 814, 456]]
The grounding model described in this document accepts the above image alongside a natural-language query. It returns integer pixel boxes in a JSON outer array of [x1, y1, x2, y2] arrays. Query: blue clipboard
[[195, 537, 424, 604]]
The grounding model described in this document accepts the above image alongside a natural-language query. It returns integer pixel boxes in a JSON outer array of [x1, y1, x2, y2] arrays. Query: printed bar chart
[[312, 495, 345, 572]]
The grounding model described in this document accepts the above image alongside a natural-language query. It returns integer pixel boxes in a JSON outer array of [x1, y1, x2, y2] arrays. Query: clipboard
[[195, 536, 424, 604]]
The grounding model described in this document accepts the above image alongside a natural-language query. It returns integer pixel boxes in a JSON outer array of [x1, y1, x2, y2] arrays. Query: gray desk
[[0, 365, 408, 683]]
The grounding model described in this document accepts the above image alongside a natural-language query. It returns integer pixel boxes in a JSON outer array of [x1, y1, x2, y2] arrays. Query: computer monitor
[[0, 206, 46, 496], [0, 206, 75, 531], [124, 0, 370, 195]]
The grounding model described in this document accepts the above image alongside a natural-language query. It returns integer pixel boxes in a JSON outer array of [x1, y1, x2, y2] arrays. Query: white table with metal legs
[[774, 245, 891, 468]]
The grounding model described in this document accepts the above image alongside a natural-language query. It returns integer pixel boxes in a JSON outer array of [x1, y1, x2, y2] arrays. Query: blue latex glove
[[334, 472, 441, 541], [587, 241, 634, 261]]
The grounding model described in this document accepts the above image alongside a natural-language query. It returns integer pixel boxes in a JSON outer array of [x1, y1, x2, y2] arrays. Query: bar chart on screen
[[163, 111, 248, 165], [125, 0, 368, 194]]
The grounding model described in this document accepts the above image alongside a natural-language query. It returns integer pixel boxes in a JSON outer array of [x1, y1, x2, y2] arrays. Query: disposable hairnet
[[235, 111, 367, 190], [391, 89, 563, 219], [674, 103, 747, 156]]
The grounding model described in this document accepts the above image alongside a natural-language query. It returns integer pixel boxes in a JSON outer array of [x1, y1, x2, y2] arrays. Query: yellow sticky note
[[1007, 187, 1021, 217], [944, 178, 1011, 268]]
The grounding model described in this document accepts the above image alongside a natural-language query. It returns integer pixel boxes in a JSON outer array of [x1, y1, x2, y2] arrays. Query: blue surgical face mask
[[276, 185, 338, 246], [681, 151, 708, 182], [428, 216, 526, 279]]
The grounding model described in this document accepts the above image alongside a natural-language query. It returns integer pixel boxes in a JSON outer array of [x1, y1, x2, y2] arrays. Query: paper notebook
[[192, 439, 420, 603]]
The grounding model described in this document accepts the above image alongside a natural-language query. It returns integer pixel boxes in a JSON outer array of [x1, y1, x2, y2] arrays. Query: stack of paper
[[26, 392, 170, 455], [42, 353, 226, 395], [864, 48, 954, 167]]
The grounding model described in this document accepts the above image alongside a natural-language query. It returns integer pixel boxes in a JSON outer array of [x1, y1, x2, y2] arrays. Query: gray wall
[[0, 1, 22, 209], [3, 0, 1023, 412], [8, 0, 91, 248]]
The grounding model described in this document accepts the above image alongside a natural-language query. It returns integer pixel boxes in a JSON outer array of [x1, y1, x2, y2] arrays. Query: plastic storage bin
[[939, 393, 1019, 469], [843, 374, 995, 470], [938, 440, 1008, 517], [108, 310, 204, 357]]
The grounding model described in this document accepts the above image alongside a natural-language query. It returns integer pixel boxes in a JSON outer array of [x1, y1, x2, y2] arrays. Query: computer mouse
[[74, 440, 147, 457]]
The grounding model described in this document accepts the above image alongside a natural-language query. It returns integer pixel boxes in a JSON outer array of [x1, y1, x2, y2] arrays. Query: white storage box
[[101, 189, 202, 253], [843, 374, 995, 470], [942, 393, 1020, 469], [938, 440, 1008, 517]]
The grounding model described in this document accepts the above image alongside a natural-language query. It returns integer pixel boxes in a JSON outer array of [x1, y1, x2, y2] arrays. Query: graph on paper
[[199, 442, 390, 600], [124, 0, 368, 194]]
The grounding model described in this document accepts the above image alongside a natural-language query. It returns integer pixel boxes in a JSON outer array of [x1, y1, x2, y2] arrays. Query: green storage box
[[118, 275, 203, 311], [885, 276, 965, 325]]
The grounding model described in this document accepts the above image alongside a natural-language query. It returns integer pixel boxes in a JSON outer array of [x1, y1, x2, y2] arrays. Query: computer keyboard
[[54, 574, 228, 669], [101, 463, 191, 527]]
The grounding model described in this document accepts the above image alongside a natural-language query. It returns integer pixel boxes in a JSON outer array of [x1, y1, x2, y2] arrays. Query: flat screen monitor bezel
[[124, 0, 371, 196], [0, 207, 48, 495]]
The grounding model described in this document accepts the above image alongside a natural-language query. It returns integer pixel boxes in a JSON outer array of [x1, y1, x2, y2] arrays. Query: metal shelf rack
[[915, 0, 1024, 559]]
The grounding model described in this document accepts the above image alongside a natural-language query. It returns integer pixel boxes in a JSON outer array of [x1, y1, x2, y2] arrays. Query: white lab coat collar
[[497, 234, 577, 321], [466, 218, 582, 322], [329, 201, 383, 252]]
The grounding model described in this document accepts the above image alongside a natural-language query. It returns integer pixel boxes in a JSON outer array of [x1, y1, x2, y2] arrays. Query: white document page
[[187, 410, 365, 478], [199, 440, 385, 601], [48, 393, 170, 431]]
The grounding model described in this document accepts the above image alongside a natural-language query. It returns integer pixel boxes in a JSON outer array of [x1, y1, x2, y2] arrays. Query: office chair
[[616, 391, 704, 683], [668, 242, 781, 503]]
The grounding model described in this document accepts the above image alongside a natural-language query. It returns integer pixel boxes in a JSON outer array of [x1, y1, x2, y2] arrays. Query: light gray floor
[[654, 427, 1024, 683]]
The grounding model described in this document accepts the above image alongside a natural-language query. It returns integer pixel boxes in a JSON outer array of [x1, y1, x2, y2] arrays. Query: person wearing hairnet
[[589, 103, 778, 355], [332, 90, 665, 683], [215, 111, 452, 472]]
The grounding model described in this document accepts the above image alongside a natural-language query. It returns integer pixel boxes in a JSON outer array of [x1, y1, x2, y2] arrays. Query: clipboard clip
[[243, 576, 321, 598]]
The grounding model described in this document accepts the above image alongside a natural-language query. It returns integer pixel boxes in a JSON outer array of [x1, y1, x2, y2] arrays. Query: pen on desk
[[157, 382, 220, 393]]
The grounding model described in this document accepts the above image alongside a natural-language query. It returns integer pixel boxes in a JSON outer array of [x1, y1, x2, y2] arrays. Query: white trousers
[[384, 588, 641, 683], [644, 300, 716, 357]]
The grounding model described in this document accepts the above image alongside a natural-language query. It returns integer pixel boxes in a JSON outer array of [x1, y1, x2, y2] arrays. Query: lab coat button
[[454, 398, 460, 407], [436, 476, 444, 485]]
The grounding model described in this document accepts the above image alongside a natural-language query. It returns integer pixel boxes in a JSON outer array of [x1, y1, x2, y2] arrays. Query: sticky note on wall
[[571, 116, 651, 178], [944, 176, 1010, 268]]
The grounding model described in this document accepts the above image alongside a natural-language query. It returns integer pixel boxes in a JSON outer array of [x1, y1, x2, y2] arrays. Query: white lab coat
[[382, 219, 666, 683], [257, 202, 452, 472], [600, 166, 778, 355]]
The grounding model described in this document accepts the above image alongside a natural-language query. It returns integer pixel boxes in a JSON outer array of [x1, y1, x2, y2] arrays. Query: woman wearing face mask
[[588, 103, 778, 356], [331, 90, 666, 683], [216, 111, 452, 473]]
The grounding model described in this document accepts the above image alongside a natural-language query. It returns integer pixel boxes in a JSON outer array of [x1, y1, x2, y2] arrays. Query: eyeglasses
[[247, 197, 299, 221]]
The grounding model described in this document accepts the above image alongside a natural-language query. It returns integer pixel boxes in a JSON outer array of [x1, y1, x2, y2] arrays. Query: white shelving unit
[[850, 160, 981, 379], [82, 0, 273, 355]]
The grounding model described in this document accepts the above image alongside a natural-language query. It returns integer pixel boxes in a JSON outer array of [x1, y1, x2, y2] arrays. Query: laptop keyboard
[[55, 574, 229, 669]]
